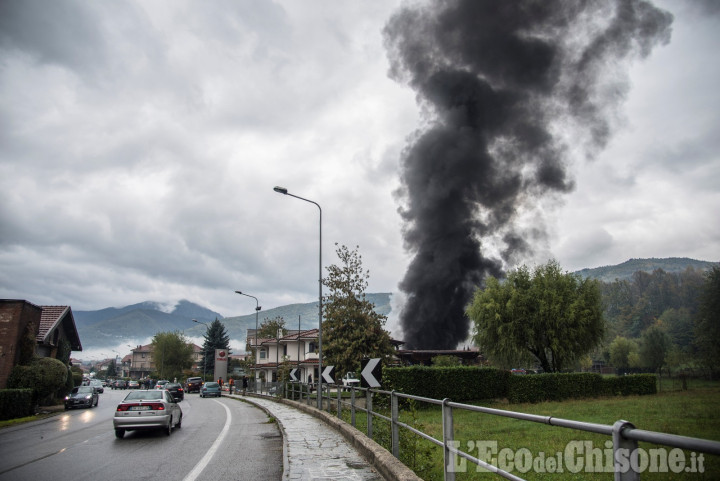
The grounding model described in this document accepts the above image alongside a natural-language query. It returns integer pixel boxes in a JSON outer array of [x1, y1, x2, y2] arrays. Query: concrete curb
[[245, 394, 423, 481]]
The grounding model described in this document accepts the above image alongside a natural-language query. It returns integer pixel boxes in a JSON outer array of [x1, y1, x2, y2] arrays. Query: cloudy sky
[[2, 0, 719, 336]]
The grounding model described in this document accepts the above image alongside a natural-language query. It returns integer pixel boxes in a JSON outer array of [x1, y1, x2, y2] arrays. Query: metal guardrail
[[279, 381, 719, 481]]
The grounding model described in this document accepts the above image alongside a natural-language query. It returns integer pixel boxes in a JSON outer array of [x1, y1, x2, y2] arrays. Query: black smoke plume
[[384, 0, 672, 349]]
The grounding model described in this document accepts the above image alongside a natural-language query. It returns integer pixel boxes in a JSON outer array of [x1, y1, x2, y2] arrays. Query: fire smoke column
[[384, 0, 672, 349]]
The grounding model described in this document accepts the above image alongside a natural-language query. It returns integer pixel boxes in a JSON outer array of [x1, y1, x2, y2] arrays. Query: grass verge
[[339, 383, 720, 480]]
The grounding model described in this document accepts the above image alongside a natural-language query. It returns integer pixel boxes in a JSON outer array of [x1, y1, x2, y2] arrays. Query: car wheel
[[115, 429, 125, 439], [176, 413, 182, 428], [166, 420, 173, 436]]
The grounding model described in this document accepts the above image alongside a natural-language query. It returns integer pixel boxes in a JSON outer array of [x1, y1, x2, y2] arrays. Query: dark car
[[90, 379, 104, 393], [186, 377, 203, 393], [113, 389, 182, 439], [65, 386, 99, 410], [113, 380, 127, 390], [165, 382, 184, 401], [200, 382, 221, 398]]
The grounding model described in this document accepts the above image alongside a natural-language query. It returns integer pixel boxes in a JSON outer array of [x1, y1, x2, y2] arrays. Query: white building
[[247, 328, 319, 383]]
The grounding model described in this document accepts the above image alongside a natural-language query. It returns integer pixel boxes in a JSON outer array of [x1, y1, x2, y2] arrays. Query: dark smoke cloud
[[384, 0, 672, 349]]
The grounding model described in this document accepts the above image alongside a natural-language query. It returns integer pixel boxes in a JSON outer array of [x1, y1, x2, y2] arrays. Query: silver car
[[113, 389, 182, 439]]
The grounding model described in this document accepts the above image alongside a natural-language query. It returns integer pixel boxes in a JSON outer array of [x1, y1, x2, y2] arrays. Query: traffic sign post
[[361, 358, 382, 388], [289, 368, 299, 382]]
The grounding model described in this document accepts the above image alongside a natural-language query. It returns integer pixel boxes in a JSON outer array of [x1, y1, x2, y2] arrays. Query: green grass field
[[340, 379, 720, 481]]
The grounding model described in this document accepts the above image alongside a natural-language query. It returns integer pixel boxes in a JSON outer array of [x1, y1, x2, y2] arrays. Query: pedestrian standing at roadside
[[242, 376, 248, 395], [229, 377, 234, 394]]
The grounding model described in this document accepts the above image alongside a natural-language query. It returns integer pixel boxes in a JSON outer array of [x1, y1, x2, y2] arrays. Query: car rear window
[[124, 391, 163, 400], [205, 382, 219, 388]]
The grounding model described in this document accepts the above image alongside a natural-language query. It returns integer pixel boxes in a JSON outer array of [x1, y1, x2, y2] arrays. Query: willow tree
[[467, 260, 604, 372], [322, 244, 394, 378]]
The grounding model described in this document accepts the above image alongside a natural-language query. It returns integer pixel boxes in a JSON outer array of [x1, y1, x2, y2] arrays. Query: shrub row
[[0, 389, 35, 421], [384, 367, 657, 404], [384, 366, 510, 402]]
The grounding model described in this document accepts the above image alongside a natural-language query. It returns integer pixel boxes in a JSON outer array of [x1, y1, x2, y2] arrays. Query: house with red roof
[[0, 299, 82, 389]]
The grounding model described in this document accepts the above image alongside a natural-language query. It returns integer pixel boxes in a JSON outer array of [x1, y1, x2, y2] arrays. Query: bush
[[384, 367, 656, 404], [0, 389, 35, 420], [384, 366, 509, 402], [7, 357, 69, 406], [601, 374, 657, 396]]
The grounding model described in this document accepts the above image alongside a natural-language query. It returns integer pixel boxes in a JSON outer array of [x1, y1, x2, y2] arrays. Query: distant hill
[[574, 257, 718, 283], [74, 300, 224, 347], [73, 257, 718, 352], [74, 293, 392, 352]]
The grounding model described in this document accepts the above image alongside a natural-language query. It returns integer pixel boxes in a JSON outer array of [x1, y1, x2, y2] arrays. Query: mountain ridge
[[73, 257, 716, 352]]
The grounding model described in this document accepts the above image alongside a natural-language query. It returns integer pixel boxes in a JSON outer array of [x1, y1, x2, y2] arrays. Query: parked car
[[155, 380, 169, 390], [89, 379, 104, 393], [186, 377, 203, 393], [165, 382, 184, 402], [200, 382, 221, 398], [341, 372, 360, 388], [113, 389, 182, 439], [127, 380, 140, 389], [113, 380, 127, 390], [65, 386, 99, 410]]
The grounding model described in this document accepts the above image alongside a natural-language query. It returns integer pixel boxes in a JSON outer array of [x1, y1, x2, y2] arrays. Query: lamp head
[[273, 186, 288, 194]]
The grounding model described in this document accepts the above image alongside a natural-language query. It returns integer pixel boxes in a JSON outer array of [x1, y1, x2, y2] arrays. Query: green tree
[[151, 331, 194, 381], [431, 355, 461, 367], [106, 359, 118, 378], [608, 336, 640, 370], [322, 244, 395, 378], [259, 316, 286, 339], [639, 325, 671, 373], [468, 260, 604, 373], [201, 318, 230, 373], [694, 267, 720, 369]]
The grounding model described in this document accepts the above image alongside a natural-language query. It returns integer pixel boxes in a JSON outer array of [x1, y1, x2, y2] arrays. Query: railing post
[[366, 389, 373, 439], [337, 384, 341, 418], [351, 387, 356, 427], [391, 390, 399, 458], [442, 398, 455, 481], [613, 420, 640, 481]]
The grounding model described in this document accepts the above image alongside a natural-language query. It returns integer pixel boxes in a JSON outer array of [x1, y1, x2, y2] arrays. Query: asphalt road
[[0, 389, 282, 481]]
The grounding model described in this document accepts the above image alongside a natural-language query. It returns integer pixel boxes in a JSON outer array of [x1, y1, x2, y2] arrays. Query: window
[[260, 349, 267, 360], [283, 345, 287, 356], [308, 342, 317, 353]]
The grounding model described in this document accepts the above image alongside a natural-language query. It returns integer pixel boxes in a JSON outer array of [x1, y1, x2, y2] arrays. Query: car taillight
[[146, 403, 165, 410], [117, 403, 137, 411], [178, 388, 183, 392]]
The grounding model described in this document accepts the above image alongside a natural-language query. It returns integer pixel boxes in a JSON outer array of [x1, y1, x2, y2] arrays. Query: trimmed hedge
[[0, 389, 35, 421], [384, 367, 657, 404], [384, 366, 509, 402]]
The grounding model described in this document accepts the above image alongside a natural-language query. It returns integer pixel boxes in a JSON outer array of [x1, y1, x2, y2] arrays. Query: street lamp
[[193, 319, 209, 381], [273, 185, 322, 408], [235, 291, 261, 386]]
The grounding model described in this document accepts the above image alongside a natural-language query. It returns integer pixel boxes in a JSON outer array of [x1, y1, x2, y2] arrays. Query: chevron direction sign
[[321, 365, 335, 384], [289, 368, 299, 382], [361, 358, 382, 388]]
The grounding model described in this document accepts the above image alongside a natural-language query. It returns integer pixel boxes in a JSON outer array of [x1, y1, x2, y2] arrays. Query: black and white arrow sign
[[321, 365, 335, 384], [361, 358, 382, 388], [289, 368, 299, 382]]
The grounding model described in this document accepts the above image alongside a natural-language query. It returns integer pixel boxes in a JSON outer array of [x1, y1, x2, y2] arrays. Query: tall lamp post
[[273, 185, 322, 408], [193, 319, 209, 381], [235, 291, 261, 386]]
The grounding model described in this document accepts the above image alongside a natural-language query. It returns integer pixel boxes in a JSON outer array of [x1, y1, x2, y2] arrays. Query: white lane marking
[[182, 400, 232, 481]]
